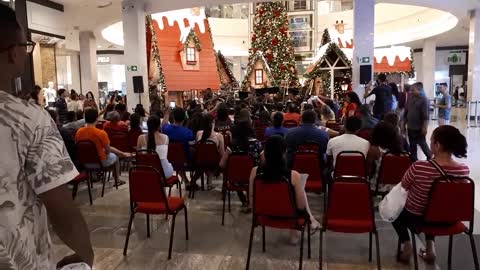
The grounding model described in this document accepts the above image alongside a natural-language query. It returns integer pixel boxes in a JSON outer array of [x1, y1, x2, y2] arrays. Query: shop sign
[[446, 51, 466, 65], [127, 65, 138, 71], [97, 56, 110, 64]]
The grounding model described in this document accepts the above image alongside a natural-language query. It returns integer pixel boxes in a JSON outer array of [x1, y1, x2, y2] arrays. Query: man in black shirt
[[364, 73, 393, 120]]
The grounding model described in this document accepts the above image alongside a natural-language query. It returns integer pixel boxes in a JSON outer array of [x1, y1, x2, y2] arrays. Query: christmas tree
[[320, 28, 331, 46], [245, 2, 299, 87]]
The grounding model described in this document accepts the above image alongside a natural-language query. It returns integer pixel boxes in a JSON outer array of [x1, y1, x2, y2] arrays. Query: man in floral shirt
[[0, 6, 93, 269]]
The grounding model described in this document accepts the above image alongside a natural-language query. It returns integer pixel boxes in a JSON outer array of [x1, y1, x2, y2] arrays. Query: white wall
[[27, 1, 66, 37], [413, 50, 451, 83], [97, 54, 126, 93]]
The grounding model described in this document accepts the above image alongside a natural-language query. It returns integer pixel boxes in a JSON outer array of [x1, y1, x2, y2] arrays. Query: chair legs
[[123, 211, 135, 256], [168, 214, 177, 260], [319, 230, 324, 270], [184, 206, 189, 241], [369, 232, 373, 262], [299, 226, 305, 270], [469, 233, 480, 270], [221, 189, 226, 226], [307, 223, 311, 259], [101, 174, 107, 197], [72, 183, 78, 200], [374, 231, 381, 270], [448, 235, 453, 270], [86, 178, 93, 205], [228, 190, 231, 212], [146, 214, 150, 238], [262, 226, 266, 252], [246, 223, 255, 270], [411, 230, 419, 270]]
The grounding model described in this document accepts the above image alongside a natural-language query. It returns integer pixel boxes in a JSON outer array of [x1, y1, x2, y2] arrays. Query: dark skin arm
[[39, 185, 94, 268]]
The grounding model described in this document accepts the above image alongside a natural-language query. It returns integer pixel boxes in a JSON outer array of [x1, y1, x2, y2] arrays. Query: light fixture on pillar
[[335, 20, 345, 34], [341, 77, 349, 91]]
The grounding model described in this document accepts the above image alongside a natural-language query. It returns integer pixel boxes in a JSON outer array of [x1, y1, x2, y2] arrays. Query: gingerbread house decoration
[[147, 11, 221, 106], [215, 50, 238, 90], [241, 51, 274, 90]]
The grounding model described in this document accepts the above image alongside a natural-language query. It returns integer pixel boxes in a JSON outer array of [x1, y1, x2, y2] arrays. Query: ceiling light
[[2, 0, 10, 2], [97, 45, 102, 48]]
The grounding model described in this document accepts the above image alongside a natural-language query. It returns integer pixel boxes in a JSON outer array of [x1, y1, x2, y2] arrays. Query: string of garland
[[183, 28, 202, 51], [205, 17, 226, 89], [320, 28, 331, 46], [146, 15, 166, 108], [241, 51, 275, 89], [216, 50, 238, 88]]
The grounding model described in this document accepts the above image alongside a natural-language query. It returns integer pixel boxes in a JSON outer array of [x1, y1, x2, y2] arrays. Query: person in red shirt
[[393, 125, 470, 264], [283, 103, 301, 125], [343, 91, 362, 119], [103, 111, 128, 133]]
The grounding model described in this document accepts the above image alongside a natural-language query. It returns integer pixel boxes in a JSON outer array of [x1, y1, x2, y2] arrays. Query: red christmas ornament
[[274, 10, 279, 17], [271, 38, 278, 46], [252, 34, 257, 41], [265, 53, 273, 61], [280, 65, 286, 71], [279, 27, 286, 34], [261, 28, 266, 34]]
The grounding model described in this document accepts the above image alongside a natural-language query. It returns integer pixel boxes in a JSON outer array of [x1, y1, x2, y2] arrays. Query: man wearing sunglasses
[[0, 5, 94, 270]]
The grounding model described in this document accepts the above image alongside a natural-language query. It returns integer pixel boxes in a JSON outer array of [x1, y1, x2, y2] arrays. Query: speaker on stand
[[133, 76, 144, 105]]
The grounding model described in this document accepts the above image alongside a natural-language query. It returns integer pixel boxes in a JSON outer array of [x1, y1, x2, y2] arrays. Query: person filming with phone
[[364, 73, 394, 120]]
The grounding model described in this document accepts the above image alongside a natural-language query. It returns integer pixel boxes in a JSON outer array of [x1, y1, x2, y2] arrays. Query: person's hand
[[57, 253, 92, 269], [226, 147, 232, 155]]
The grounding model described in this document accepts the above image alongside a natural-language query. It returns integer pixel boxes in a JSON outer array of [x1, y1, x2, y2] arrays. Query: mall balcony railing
[[467, 101, 480, 128]]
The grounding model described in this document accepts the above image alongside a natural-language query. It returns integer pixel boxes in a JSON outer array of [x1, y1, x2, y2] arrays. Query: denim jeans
[[408, 129, 432, 161]]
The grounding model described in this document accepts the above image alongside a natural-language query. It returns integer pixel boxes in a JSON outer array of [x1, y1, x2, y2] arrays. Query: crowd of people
[[0, 4, 470, 269]]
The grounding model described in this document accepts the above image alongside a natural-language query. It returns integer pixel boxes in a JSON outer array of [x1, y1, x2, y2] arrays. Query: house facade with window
[[241, 51, 274, 90]]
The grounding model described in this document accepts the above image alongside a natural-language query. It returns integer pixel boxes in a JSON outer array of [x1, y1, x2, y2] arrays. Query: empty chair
[[70, 171, 92, 205], [190, 140, 221, 198], [123, 166, 189, 259], [292, 150, 323, 193], [375, 152, 411, 196], [222, 153, 254, 225], [407, 177, 479, 270], [109, 131, 132, 172], [334, 151, 367, 178], [320, 176, 381, 270], [246, 174, 311, 270]]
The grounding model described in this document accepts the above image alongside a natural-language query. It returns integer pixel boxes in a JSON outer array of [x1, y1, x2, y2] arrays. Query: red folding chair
[[326, 120, 341, 131], [76, 140, 117, 199], [334, 151, 367, 179], [246, 174, 311, 270], [356, 128, 373, 142], [375, 152, 411, 196], [221, 131, 232, 150], [123, 166, 189, 259], [283, 120, 298, 128], [136, 149, 182, 197], [408, 176, 479, 270], [222, 153, 254, 225], [254, 124, 267, 142], [320, 176, 381, 270], [167, 142, 189, 180], [292, 151, 323, 193], [95, 121, 105, 130], [190, 140, 221, 198], [70, 171, 92, 205], [127, 129, 143, 152], [109, 131, 132, 172]]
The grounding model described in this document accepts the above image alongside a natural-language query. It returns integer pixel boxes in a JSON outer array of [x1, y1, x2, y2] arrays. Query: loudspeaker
[[359, 65, 372, 85], [132, 76, 144, 93]]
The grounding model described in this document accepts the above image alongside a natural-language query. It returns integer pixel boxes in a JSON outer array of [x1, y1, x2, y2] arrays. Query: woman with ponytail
[[137, 115, 174, 178], [393, 125, 470, 264]]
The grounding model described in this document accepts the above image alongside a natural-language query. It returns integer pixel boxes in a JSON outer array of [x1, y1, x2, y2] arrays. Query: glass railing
[[205, 4, 249, 19]]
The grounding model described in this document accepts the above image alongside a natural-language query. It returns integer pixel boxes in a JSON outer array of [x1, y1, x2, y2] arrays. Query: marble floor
[[52, 107, 480, 270]]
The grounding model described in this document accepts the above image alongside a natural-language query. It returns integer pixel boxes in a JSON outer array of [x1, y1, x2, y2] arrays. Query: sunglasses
[[0, 41, 36, 54]]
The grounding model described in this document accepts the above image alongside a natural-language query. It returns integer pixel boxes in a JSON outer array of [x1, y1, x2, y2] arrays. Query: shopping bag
[[379, 182, 407, 222]]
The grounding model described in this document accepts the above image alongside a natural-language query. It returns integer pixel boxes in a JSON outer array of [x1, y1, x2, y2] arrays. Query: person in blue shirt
[[285, 110, 329, 169], [265, 112, 288, 138], [435, 84, 452, 126]]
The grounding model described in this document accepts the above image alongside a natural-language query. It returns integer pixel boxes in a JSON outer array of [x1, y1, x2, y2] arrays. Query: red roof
[[151, 17, 220, 91]]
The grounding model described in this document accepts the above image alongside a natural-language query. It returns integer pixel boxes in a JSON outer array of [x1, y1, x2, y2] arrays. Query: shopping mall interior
[[3, 0, 480, 269]]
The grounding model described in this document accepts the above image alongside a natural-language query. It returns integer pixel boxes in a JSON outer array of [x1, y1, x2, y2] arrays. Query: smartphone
[[169, 101, 175, 109]]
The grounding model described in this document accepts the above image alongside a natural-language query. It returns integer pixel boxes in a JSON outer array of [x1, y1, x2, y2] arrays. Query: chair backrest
[[226, 153, 254, 186], [253, 175, 297, 219], [95, 121, 104, 130], [424, 177, 474, 227], [356, 128, 373, 142], [283, 120, 298, 128], [377, 152, 411, 186], [296, 142, 320, 153], [109, 132, 130, 153], [75, 140, 103, 166], [128, 129, 143, 152], [167, 142, 186, 170], [221, 131, 231, 150], [326, 120, 341, 131], [128, 166, 168, 207], [136, 149, 165, 177], [292, 152, 322, 184], [254, 125, 267, 142], [334, 151, 366, 178], [327, 176, 374, 224], [194, 140, 220, 169]]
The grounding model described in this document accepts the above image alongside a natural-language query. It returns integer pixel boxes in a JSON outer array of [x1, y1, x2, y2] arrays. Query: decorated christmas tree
[[320, 28, 331, 46], [244, 2, 299, 88]]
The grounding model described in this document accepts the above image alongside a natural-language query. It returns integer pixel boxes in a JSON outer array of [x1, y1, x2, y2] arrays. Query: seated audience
[[134, 103, 147, 121], [358, 104, 379, 129], [265, 112, 288, 137], [137, 115, 174, 178], [283, 103, 301, 125], [249, 135, 321, 243], [75, 108, 131, 183], [129, 113, 142, 131], [393, 125, 470, 264], [102, 104, 115, 120], [115, 103, 130, 122], [285, 110, 329, 168], [63, 111, 85, 130], [326, 116, 370, 167], [214, 103, 232, 132], [103, 111, 128, 133]]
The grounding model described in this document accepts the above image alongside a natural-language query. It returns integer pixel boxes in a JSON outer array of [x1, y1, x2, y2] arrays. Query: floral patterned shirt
[[0, 91, 78, 270]]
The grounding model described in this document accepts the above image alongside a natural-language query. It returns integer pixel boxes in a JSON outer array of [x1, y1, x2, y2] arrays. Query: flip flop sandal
[[310, 225, 321, 236], [419, 249, 436, 264]]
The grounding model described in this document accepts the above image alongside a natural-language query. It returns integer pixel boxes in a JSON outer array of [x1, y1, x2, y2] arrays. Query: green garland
[[183, 28, 202, 51], [305, 42, 351, 80], [243, 2, 299, 87], [216, 50, 238, 88], [205, 17, 225, 90], [146, 15, 166, 107], [321, 28, 331, 46], [241, 51, 274, 90]]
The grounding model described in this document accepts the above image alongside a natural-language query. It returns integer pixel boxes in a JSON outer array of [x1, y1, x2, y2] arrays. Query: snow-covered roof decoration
[[152, 8, 207, 41]]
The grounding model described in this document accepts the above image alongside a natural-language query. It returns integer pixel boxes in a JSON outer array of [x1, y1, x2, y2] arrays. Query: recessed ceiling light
[[97, 45, 102, 48]]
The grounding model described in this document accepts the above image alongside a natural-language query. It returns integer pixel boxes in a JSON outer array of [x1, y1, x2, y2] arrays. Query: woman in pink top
[[393, 125, 469, 264]]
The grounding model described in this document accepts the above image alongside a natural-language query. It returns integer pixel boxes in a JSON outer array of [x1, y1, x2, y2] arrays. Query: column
[[79, 31, 98, 100], [468, 9, 480, 103], [421, 38, 436, 100], [14, 0, 35, 96], [122, 0, 149, 110], [352, 0, 374, 98]]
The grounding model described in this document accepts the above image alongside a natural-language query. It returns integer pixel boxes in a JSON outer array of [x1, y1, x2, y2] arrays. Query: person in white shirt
[[327, 116, 370, 167]]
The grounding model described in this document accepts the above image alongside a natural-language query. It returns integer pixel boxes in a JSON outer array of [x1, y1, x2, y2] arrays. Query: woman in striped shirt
[[393, 125, 469, 264]]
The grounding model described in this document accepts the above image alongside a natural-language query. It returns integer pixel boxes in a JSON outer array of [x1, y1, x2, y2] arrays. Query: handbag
[[379, 182, 408, 222]]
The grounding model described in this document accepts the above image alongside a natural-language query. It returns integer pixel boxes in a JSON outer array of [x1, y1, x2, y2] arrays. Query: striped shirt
[[401, 160, 470, 216]]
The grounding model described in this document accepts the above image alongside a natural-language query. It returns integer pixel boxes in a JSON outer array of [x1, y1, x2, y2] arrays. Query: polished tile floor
[[52, 107, 480, 270]]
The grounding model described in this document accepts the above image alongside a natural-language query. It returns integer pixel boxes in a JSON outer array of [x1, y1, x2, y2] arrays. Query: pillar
[[14, 0, 35, 96], [468, 9, 480, 103], [122, 0, 149, 110], [352, 0, 374, 98], [421, 38, 436, 100], [79, 31, 98, 99]]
